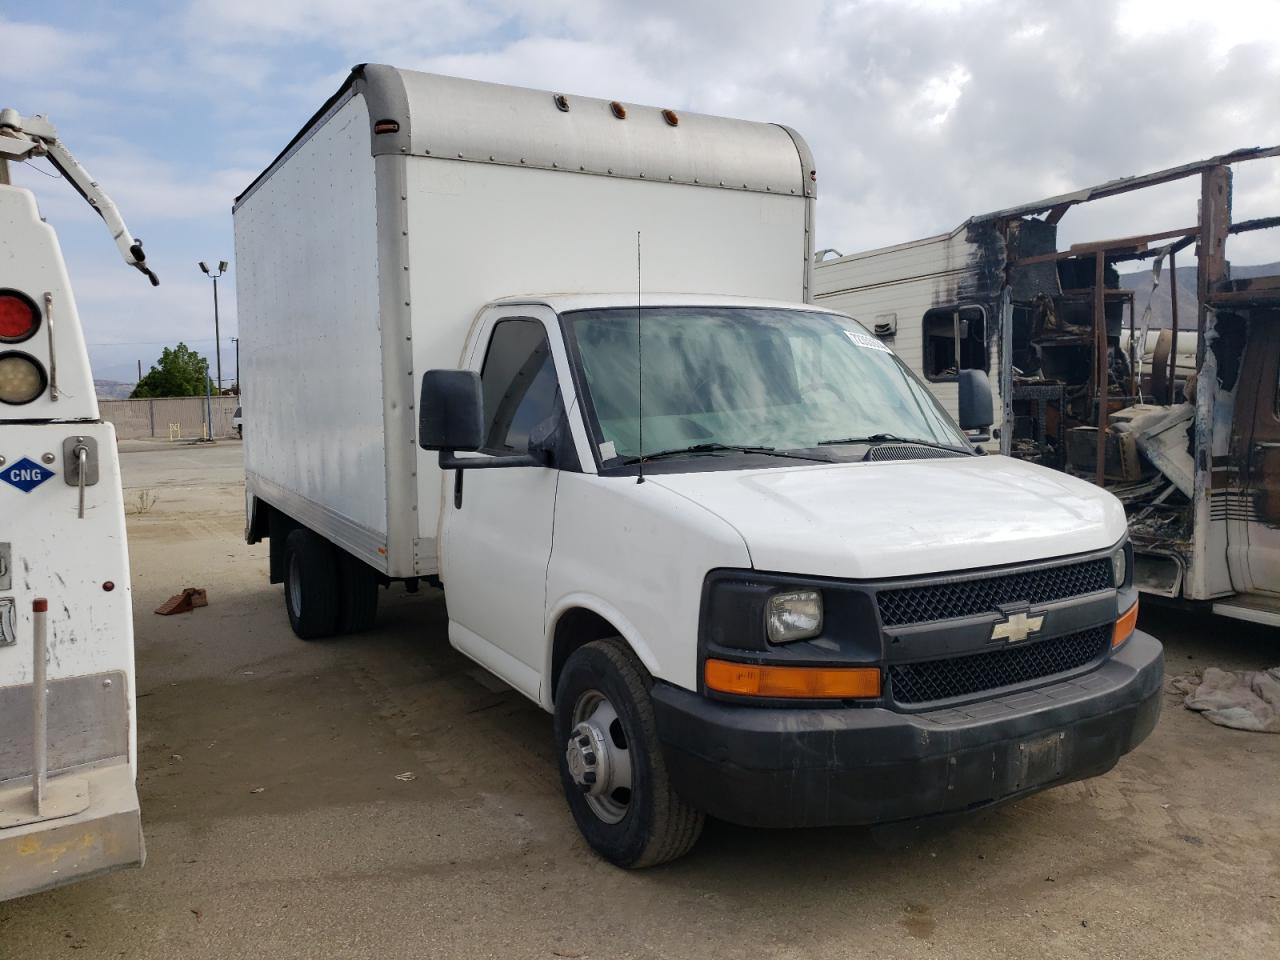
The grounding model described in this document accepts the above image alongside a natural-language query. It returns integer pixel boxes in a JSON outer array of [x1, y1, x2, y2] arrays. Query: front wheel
[[554, 638, 704, 867]]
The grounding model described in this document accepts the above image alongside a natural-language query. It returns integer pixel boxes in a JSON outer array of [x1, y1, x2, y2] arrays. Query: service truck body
[[237, 66, 1161, 866], [0, 110, 150, 899]]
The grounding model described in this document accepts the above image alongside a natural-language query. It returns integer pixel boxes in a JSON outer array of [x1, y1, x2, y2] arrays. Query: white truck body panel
[[235, 94, 388, 560]]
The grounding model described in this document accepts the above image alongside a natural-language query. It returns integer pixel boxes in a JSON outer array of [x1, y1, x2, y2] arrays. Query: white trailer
[[237, 65, 1161, 866], [0, 109, 152, 899], [813, 149, 1280, 625]]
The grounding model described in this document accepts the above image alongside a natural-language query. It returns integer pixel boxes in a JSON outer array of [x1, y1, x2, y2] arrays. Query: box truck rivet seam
[[235, 64, 1164, 868]]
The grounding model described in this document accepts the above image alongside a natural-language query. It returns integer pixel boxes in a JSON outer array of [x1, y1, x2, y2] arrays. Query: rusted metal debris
[[154, 587, 208, 616]]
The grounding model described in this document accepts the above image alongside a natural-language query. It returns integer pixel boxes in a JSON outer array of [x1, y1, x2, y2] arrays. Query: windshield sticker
[[844, 330, 892, 353], [598, 440, 618, 461]]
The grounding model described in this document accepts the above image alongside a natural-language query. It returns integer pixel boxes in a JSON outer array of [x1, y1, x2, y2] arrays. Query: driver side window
[[479, 319, 560, 455]]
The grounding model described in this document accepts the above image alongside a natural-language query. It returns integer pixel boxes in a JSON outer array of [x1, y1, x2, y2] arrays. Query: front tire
[[554, 638, 704, 868], [283, 528, 340, 640]]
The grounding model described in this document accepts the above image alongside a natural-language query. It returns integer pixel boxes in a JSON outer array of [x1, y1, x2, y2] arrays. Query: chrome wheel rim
[[566, 689, 633, 824]]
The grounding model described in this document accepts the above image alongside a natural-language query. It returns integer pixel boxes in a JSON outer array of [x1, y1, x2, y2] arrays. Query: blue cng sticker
[[2, 457, 55, 493]]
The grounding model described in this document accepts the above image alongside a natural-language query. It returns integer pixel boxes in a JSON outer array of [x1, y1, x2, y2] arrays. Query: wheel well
[[551, 608, 625, 702]]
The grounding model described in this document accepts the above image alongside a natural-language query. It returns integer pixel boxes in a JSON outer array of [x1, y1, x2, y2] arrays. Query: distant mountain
[[1119, 261, 1279, 328], [94, 380, 135, 400]]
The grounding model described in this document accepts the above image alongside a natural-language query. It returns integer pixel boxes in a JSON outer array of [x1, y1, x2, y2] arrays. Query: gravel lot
[[3, 438, 1277, 959]]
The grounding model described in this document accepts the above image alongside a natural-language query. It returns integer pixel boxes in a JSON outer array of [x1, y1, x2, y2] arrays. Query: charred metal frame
[[967, 145, 1280, 601]]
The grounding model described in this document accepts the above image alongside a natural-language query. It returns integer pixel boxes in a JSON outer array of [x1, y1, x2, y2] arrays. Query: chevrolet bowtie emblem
[[990, 611, 1044, 643]]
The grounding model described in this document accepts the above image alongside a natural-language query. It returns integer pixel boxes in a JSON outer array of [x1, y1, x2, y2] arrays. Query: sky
[[4, 0, 1279, 385]]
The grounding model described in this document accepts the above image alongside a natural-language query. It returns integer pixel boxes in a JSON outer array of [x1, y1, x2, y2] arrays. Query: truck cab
[[236, 66, 1163, 867], [418, 291, 1162, 865]]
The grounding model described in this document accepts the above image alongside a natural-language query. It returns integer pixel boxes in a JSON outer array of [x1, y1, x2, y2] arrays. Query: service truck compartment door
[[439, 315, 564, 699]]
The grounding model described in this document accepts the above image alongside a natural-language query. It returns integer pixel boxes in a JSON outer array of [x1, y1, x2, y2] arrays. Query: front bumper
[[652, 630, 1163, 828], [0, 761, 144, 901]]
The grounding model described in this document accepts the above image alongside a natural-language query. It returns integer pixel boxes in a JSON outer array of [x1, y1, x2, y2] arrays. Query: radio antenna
[[636, 230, 645, 484]]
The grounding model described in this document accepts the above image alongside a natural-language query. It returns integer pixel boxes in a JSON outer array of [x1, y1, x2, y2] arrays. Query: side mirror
[[419, 370, 484, 452], [958, 369, 994, 443], [418, 369, 545, 470]]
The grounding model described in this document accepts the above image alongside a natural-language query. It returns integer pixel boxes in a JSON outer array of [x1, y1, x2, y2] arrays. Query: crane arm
[[0, 107, 159, 286]]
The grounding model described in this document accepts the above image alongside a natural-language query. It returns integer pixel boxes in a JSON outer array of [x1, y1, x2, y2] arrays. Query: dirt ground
[[3, 439, 1278, 959]]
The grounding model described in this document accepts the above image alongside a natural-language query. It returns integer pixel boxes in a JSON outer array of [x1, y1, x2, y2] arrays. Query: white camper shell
[[237, 66, 1162, 867], [0, 110, 149, 900]]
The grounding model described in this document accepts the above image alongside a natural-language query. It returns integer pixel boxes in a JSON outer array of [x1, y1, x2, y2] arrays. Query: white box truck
[[235, 65, 1163, 867]]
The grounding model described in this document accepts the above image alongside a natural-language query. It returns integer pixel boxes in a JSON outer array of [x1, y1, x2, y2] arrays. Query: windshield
[[564, 306, 968, 461]]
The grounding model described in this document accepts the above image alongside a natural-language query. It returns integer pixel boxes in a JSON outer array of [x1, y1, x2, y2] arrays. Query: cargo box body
[[234, 64, 815, 577]]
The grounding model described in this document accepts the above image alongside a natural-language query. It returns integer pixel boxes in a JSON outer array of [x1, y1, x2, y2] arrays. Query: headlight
[[765, 590, 823, 644], [0, 352, 48, 405], [1112, 545, 1128, 587]]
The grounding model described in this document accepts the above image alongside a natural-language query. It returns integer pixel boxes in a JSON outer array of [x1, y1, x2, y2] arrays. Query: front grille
[[877, 558, 1113, 627], [865, 444, 966, 462], [888, 626, 1111, 705]]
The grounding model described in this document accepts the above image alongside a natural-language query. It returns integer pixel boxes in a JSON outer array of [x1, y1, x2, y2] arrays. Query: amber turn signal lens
[[704, 659, 880, 699], [1113, 599, 1139, 648]]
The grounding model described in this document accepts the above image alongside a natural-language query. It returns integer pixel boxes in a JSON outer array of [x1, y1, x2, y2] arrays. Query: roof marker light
[[662, 109, 679, 127], [610, 101, 627, 119], [553, 94, 569, 112]]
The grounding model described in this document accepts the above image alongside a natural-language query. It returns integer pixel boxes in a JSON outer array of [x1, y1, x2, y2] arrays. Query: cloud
[[6, 0, 1280, 380], [0, 17, 100, 79]]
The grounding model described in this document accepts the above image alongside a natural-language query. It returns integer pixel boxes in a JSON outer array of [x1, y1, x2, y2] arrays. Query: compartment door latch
[[63, 436, 99, 519]]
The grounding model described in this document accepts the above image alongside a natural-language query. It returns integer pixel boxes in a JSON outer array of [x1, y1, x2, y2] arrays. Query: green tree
[[130, 343, 215, 398]]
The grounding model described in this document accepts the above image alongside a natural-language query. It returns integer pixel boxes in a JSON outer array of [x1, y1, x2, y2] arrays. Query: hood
[[649, 455, 1127, 580]]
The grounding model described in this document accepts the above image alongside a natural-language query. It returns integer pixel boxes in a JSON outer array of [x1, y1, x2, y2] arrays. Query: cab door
[[439, 309, 579, 699], [1227, 310, 1280, 596]]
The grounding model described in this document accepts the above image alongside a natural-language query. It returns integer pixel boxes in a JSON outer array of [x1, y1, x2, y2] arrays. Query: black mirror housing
[[419, 370, 484, 451], [958, 369, 994, 437]]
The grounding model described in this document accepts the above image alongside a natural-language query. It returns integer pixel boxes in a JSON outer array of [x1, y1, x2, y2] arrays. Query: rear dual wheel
[[554, 638, 704, 868], [282, 528, 378, 639]]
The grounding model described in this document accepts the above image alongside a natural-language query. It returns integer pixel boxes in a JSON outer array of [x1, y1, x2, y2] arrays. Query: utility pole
[[231, 336, 240, 394], [198, 260, 229, 392], [136, 358, 142, 382]]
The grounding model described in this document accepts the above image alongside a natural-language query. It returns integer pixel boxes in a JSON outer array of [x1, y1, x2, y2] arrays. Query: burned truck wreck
[[814, 147, 1280, 624]]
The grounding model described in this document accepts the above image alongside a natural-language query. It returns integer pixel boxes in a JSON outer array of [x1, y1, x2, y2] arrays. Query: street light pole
[[198, 260, 229, 393]]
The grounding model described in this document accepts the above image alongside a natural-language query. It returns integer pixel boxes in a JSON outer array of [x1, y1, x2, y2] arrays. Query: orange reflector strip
[[1113, 599, 1139, 648], [704, 659, 881, 699]]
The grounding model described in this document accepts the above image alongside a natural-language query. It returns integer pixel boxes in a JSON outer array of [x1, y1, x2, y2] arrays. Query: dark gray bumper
[[652, 631, 1164, 828]]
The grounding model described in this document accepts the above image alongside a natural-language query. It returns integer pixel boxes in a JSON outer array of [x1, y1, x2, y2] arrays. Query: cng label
[[1, 457, 55, 492]]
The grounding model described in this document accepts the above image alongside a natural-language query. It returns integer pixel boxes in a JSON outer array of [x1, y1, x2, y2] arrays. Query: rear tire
[[283, 528, 340, 640], [337, 551, 379, 634], [554, 638, 704, 868]]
